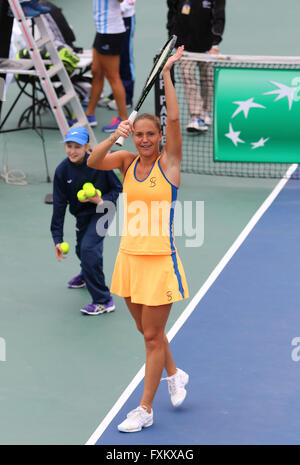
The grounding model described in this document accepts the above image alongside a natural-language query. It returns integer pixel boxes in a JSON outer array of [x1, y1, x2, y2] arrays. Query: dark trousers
[[75, 214, 111, 304]]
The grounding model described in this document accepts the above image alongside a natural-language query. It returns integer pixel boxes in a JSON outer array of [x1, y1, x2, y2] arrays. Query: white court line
[[85, 164, 298, 445]]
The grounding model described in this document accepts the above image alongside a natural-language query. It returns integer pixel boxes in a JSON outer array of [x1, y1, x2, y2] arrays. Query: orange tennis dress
[[110, 155, 189, 306]]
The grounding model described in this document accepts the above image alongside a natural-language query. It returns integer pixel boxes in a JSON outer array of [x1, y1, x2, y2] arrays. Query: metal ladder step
[[58, 92, 77, 108], [36, 36, 52, 49], [46, 63, 64, 79]]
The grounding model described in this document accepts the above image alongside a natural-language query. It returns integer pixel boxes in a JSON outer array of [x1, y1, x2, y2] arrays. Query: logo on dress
[[166, 291, 173, 301], [149, 177, 157, 188]]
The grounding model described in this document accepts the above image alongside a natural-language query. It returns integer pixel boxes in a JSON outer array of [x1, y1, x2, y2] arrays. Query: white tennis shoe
[[204, 111, 212, 125], [162, 368, 189, 407], [117, 406, 153, 433], [186, 116, 208, 133]]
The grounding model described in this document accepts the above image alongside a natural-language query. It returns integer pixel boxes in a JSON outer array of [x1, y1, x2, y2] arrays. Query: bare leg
[[100, 54, 128, 120], [141, 304, 173, 411], [125, 297, 176, 412], [125, 297, 177, 378], [163, 334, 177, 377], [86, 48, 105, 115]]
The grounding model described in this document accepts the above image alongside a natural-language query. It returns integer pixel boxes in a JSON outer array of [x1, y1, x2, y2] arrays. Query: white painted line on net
[[85, 164, 297, 445]]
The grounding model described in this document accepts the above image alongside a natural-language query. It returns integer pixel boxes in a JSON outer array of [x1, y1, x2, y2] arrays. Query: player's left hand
[[163, 45, 184, 73], [209, 47, 219, 55]]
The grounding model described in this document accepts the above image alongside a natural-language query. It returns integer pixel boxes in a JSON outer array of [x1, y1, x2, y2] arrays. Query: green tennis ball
[[83, 182, 94, 191], [60, 242, 69, 254], [84, 184, 96, 197], [77, 189, 87, 201], [96, 189, 102, 197]]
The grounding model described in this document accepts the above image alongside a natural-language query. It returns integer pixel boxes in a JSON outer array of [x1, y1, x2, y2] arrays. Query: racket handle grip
[[115, 111, 138, 147]]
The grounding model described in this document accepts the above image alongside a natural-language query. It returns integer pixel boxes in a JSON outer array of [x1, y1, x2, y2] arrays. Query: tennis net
[[155, 52, 300, 178]]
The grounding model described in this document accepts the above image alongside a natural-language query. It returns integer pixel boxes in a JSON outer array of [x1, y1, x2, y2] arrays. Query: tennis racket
[[116, 35, 177, 146]]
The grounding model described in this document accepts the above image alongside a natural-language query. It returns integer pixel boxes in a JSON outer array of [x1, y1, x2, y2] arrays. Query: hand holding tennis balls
[[93, 188, 103, 205], [77, 183, 102, 204], [55, 242, 69, 262]]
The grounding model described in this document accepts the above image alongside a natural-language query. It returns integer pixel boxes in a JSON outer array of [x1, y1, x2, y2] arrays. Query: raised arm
[[87, 130, 135, 174], [162, 45, 184, 166]]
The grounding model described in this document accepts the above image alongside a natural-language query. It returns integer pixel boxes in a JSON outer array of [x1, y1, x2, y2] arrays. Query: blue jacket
[[50, 153, 123, 245]]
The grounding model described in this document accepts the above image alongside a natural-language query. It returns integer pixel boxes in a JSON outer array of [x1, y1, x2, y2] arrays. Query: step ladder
[[7, 0, 97, 148]]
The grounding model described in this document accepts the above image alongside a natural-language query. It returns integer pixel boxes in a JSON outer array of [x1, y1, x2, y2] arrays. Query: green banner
[[214, 67, 300, 163]]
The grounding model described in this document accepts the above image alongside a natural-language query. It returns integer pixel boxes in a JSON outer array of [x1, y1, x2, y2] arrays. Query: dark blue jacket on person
[[50, 153, 123, 245], [167, 0, 225, 52]]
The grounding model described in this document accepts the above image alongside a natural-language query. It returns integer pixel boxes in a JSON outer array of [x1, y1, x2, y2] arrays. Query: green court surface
[[0, 0, 300, 445]]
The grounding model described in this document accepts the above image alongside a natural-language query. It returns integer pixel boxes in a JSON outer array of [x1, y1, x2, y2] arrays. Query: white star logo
[[232, 97, 266, 119], [225, 123, 245, 146], [263, 81, 297, 110], [251, 137, 270, 149]]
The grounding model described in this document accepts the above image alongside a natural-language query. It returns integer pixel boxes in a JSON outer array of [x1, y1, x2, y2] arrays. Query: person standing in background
[[167, 0, 225, 133], [102, 0, 136, 111], [82, 0, 128, 132]]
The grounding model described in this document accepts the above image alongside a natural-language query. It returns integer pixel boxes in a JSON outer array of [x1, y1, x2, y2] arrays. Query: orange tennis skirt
[[110, 251, 189, 306]]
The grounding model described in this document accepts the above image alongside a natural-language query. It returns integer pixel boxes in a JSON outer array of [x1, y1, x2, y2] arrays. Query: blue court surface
[[91, 170, 300, 446]]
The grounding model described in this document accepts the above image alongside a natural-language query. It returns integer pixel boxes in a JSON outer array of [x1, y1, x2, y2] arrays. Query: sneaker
[[107, 99, 132, 111], [118, 406, 153, 433], [103, 297, 115, 312], [68, 114, 97, 127], [68, 273, 86, 289], [204, 112, 212, 125], [186, 116, 208, 133], [98, 96, 113, 108], [161, 368, 189, 407], [80, 297, 115, 315], [27, 0, 51, 14], [102, 116, 122, 133], [86, 114, 97, 127]]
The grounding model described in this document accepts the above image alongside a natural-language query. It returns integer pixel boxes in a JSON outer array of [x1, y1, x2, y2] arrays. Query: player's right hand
[[115, 120, 133, 139]]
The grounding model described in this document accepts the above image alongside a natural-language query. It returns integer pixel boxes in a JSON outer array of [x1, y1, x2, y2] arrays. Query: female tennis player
[[87, 45, 189, 433]]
